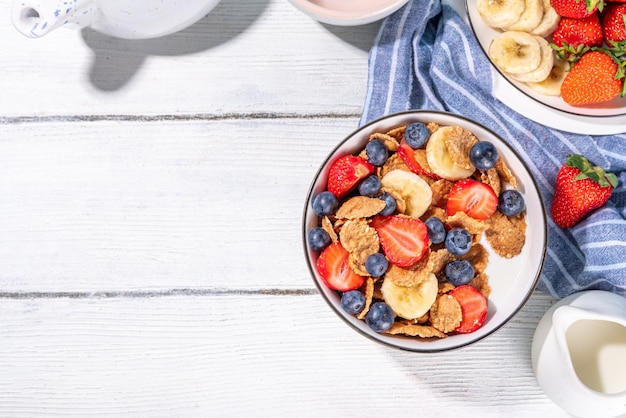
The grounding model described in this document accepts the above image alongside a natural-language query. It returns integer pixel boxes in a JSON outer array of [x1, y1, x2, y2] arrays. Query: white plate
[[460, 0, 626, 135]]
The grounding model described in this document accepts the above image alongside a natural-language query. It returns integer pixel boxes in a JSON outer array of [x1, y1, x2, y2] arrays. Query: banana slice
[[505, 0, 544, 32], [488, 31, 542, 75], [525, 58, 569, 96], [380, 169, 432, 218], [531, 0, 561, 37], [425, 127, 476, 181], [381, 273, 438, 320], [507, 36, 554, 83], [478, 0, 526, 29]]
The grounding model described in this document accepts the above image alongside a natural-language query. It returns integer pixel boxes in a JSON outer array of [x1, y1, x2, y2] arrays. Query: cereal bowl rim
[[302, 110, 547, 352]]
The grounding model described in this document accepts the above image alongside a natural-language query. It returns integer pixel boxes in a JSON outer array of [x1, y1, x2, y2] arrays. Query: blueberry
[[365, 253, 389, 277], [378, 193, 397, 216], [469, 141, 499, 171], [445, 227, 472, 256], [359, 175, 381, 197], [365, 302, 395, 333], [365, 139, 389, 166], [307, 227, 331, 251], [404, 122, 430, 149], [312, 191, 339, 216], [498, 189, 525, 217], [341, 290, 366, 315], [445, 259, 475, 286], [424, 217, 446, 244]]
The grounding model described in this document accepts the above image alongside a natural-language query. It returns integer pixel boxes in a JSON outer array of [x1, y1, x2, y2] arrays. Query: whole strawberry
[[551, 0, 604, 18], [602, 3, 626, 43], [552, 14, 603, 62], [553, 14, 603, 49], [551, 154, 618, 228], [560, 51, 624, 105]]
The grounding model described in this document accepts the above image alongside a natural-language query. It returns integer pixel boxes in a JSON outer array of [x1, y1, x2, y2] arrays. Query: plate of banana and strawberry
[[464, 0, 626, 134]]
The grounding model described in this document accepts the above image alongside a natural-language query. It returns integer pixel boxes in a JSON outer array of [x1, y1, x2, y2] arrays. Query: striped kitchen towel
[[359, 0, 626, 298]]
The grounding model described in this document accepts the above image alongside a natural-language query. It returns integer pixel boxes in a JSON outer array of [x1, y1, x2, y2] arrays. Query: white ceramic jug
[[11, 0, 221, 39], [532, 290, 626, 418]]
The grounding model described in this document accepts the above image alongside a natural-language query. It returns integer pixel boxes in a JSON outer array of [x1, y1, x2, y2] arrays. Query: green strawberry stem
[[566, 154, 619, 188]]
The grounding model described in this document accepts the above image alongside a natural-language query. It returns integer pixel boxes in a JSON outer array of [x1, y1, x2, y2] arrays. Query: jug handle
[[12, 0, 95, 38]]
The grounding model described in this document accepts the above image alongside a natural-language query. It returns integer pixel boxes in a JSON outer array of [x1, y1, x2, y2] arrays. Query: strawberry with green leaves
[[550, 154, 618, 228], [552, 14, 603, 62], [552, 14, 604, 48], [551, 0, 604, 18], [560, 51, 624, 105]]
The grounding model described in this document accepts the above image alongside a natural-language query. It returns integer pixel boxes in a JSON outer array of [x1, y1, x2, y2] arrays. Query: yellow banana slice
[[488, 31, 542, 75], [380, 169, 433, 218], [525, 58, 569, 96], [381, 273, 438, 320], [478, 0, 526, 29], [531, 0, 561, 37], [507, 36, 554, 83], [425, 127, 476, 181], [505, 0, 544, 32]]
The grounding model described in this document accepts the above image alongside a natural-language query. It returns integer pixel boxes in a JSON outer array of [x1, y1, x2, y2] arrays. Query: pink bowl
[[288, 0, 409, 26]]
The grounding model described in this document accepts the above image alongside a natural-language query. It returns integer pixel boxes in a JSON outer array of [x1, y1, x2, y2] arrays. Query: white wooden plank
[[0, 117, 360, 292], [0, 291, 566, 417], [0, 0, 379, 117]]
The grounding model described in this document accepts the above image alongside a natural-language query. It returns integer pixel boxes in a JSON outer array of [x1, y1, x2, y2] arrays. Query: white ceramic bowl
[[465, 0, 626, 118], [288, 0, 409, 26], [303, 110, 547, 352]]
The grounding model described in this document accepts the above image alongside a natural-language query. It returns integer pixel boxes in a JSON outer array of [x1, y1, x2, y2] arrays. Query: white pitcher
[[532, 290, 626, 418], [11, 0, 221, 39]]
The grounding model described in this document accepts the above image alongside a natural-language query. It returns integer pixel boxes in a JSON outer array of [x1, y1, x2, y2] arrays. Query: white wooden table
[[0, 0, 573, 416]]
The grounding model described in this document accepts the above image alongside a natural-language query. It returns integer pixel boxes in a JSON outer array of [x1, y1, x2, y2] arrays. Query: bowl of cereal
[[287, 0, 409, 26], [303, 110, 547, 352]]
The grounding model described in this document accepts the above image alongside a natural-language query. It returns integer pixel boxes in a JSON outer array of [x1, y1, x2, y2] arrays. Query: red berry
[[551, 154, 618, 228], [560, 51, 622, 106], [316, 242, 365, 292], [450, 285, 488, 334], [370, 215, 429, 267], [326, 155, 375, 199], [602, 3, 626, 43], [551, 0, 603, 18], [396, 142, 440, 179], [446, 179, 498, 220], [552, 14, 603, 49]]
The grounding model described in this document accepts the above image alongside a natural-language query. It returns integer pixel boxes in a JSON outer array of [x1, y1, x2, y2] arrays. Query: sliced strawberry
[[316, 242, 365, 292], [396, 142, 440, 179], [327, 155, 375, 199], [446, 179, 497, 220], [370, 215, 429, 267], [449, 285, 488, 334]]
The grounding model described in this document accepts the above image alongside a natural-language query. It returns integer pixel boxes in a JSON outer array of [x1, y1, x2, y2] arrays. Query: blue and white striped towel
[[359, 0, 626, 298]]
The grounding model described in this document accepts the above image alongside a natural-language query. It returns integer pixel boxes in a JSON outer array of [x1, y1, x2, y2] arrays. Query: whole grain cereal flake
[[336, 196, 386, 219], [485, 211, 526, 258], [444, 126, 479, 170], [430, 294, 463, 333]]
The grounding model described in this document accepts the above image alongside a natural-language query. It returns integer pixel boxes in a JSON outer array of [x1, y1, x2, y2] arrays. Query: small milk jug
[[531, 290, 626, 418], [11, 0, 221, 39]]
